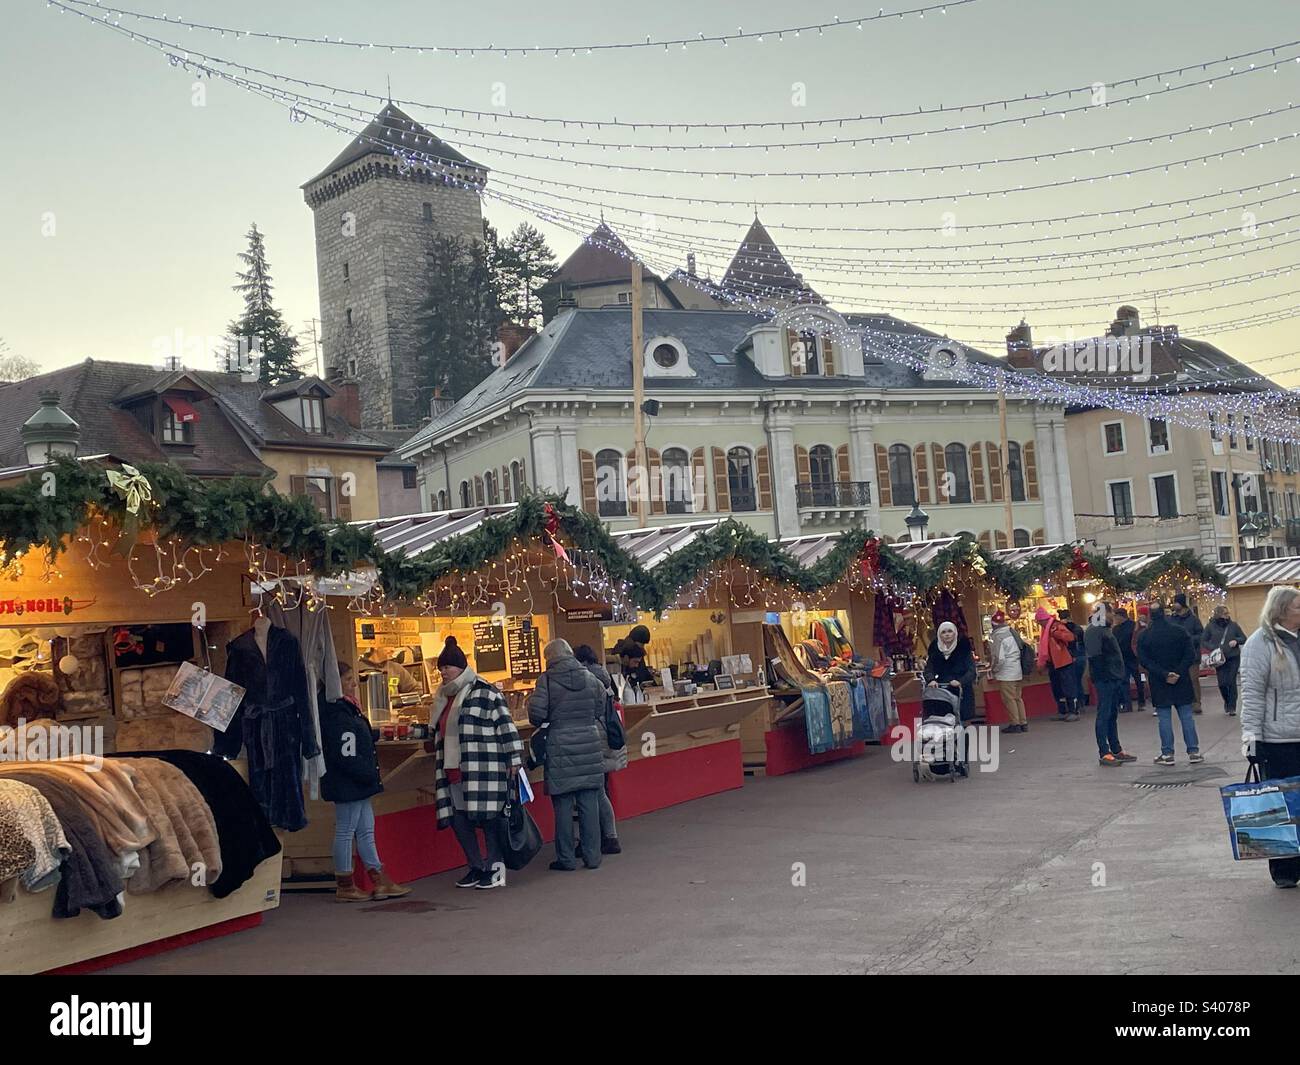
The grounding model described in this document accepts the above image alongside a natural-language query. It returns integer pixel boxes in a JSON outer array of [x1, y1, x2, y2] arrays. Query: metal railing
[[796, 481, 873, 508]]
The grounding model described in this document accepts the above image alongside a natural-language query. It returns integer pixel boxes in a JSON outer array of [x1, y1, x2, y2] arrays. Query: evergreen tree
[[497, 222, 557, 329], [226, 223, 303, 386], [413, 234, 503, 408]]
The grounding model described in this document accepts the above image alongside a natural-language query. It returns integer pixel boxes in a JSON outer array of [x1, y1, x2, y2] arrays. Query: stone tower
[[302, 104, 487, 429]]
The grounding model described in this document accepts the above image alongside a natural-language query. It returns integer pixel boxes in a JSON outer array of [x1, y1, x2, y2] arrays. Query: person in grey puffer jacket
[[528, 639, 608, 871], [575, 644, 625, 855], [1239, 586, 1300, 888]]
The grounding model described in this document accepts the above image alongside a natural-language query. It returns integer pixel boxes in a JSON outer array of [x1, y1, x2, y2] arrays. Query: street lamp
[[20, 391, 80, 466], [1241, 517, 1262, 558], [904, 502, 930, 542]]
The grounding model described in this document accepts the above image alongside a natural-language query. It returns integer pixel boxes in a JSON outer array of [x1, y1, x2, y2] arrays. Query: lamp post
[[20, 391, 80, 465], [1240, 517, 1262, 561], [904, 502, 930, 542]]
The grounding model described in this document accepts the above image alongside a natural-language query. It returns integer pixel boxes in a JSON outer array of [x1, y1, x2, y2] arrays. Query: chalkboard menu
[[507, 621, 542, 677], [472, 621, 507, 673]]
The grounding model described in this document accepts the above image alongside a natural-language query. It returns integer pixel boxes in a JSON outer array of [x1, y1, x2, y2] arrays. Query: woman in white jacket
[[1238, 586, 1300, 888], [989, 610, 1028, 734]]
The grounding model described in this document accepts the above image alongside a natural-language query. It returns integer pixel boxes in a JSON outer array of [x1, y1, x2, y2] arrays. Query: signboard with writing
[[472, 620, 508, 673], [507, 621, 542, 678]]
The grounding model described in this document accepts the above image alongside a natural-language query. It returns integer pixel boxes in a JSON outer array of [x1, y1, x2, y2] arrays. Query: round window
[[652, 343, 679, 369]]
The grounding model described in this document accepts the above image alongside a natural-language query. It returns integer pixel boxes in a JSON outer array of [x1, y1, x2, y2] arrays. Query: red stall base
[[45, 913, 264, 975], [762, 728, 866, 776]]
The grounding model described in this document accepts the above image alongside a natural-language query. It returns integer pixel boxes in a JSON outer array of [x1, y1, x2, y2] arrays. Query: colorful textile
[[803, 685, 834, 755], [849, 679, 872, 740], [828, 681, 854, 746]]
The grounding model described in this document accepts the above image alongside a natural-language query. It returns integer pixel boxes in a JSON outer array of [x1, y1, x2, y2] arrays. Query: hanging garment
[[216, 626, 320, 832], [873, 594, 910, 655], [1, 771, 124, 919], [849, 678, 873, 740], [931, 590, 969, 639], [114, 750, 281, 899], [827, 681, 854, 746], [802, 685, 834, 755], [0, 778, 69, 892], [810, 621, 832, 656], [268, 599, 338, 799]]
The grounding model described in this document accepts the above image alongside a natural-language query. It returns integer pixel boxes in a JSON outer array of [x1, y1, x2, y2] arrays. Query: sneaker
[[1273, 878, 1299, 889], [1018, 724, 1029, 733], [1114, 751, 1137, 762], [548, 861, 577, 872], [1188, 752, 1205, 764], [1154, 754, 1175, 766], [475, 872, 504, 889], [1194, 708, 1203, 715], [1000, 724, 1019, 733], [601, 837, 622, 855], [1099, 754, 1121, 767], [1066, 713, 1080, 722], [1226, 709, 1237, 716], [1054, 713, 1069, 722], [455, 869, 482, 889]]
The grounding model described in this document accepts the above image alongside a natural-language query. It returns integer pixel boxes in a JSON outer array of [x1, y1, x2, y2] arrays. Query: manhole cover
[[361, 900, 469, 914], [1131, 765, 1229, 789]]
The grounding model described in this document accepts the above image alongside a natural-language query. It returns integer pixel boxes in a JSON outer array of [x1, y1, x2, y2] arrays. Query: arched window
[[437, 489, 448, 510], [809, 445, 835, 505], [944, 443, 971, 503], [484, 470, 499, 505], [727, 447, 756, 512], [595, 449, 626, 517], [662, 447, 691, 515], [888, 444, 915, 506], [1014, 528, 1032, 548], [510, 460, 524, 500], [1006, 441, 1027, 502], [797, 331, 821, 375], [458, 481, 471, 509]]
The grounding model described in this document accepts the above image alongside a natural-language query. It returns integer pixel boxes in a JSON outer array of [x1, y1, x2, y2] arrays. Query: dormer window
[[652, 344, 679, 369], [643, 336, 695, 379], [162, 409, 189, 444], [300, 397, 325, 433], [160, 395, 199, 445]]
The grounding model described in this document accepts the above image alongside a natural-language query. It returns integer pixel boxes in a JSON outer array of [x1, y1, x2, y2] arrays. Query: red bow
[[542, 503, 569, 563], [113, 627, 144, 656], [859, 537, 881, 583], [1070, 546, 1092, 575]]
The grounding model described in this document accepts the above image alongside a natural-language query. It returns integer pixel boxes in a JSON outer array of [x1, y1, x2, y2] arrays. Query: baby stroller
[[912, 685, 968, 783]]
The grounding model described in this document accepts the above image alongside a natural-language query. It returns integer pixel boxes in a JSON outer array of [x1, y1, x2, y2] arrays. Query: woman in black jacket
[[321, 664, 410, 902], [1202, 605, 1247, 716], [924, 622, 977, 722]]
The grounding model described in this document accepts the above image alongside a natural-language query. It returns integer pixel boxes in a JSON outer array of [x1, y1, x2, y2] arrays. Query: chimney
[[497, 321, 536, 364], [1004, 319, 1035, 369], [430, 388, 454, 420], [324, 380, 361, 429], [686, 251, 697, 278], [1110, 305, 1141, 337]]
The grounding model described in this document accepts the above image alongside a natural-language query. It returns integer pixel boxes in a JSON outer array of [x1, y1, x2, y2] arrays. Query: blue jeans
[[1093, 678, 1122, 757], [333, 798, 382, 874], [1155, 704, 1200, 757]]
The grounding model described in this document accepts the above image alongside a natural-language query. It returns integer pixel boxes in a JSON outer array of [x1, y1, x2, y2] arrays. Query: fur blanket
[[0, 672, 61, 728], [0, 759, 155, 856], [0, 778, 69, 891], [126, 758, 222, 894]]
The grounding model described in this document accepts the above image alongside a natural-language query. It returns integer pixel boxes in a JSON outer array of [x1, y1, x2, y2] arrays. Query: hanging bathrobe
[[268, 599, 337, 799], [215, 626, 319, 832]]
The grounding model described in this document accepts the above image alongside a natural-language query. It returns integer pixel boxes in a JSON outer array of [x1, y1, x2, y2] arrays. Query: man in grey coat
[[529, 639, 609, 871]]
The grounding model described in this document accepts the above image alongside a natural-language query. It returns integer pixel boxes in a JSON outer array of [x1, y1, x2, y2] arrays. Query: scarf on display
[[931, 589, 968, 639], [873, 593, 910, 655], [935, 622, 959, 659]]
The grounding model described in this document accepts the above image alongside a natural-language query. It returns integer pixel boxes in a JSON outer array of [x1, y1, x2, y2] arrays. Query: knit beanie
[[628, 624, 652, 646], [1034, 606, 1053, 623], [436, 636, 468, 670], [991, 610, 1007, 625]]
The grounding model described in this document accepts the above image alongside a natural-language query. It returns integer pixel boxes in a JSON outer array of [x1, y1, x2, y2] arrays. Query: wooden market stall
[[1220, 556, 1300, 627], [0, 522, 283, 973]]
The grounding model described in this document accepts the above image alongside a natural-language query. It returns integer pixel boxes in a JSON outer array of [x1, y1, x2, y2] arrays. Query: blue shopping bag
[[1219, 762, 1300, 861]]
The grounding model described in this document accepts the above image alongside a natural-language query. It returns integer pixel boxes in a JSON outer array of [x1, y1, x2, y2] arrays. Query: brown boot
[[367, 866, 412, 900], [335, 873, 372, 902]]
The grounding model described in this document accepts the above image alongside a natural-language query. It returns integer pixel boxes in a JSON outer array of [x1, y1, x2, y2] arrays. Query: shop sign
[[0, 596, 96, 618], [563, 606, 613, 622]]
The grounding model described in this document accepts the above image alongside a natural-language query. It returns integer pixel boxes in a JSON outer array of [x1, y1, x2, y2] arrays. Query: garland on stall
[[0, 459, 1225, 610]]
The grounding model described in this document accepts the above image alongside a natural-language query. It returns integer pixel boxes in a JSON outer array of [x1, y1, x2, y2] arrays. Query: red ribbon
[[859, 537, 881, 583], [542, 503, 569, 563], [1070, 546, 1092, 575]]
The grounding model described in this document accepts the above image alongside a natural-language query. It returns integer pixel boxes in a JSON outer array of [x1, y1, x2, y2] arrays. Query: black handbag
[[604, 693, 626, 751], [498, 781, 543, 871]]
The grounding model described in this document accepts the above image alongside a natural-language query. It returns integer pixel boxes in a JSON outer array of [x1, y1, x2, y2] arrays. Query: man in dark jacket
[[1112, 608, 1143, 712], [1137, 604, 1202, 765], [1059, 610, 1088, 707], [1202, 605, 1247, 715], [529, 639, 609, 871], [1083, 604, 1134, 767], [1169, 593, 1205, 712]]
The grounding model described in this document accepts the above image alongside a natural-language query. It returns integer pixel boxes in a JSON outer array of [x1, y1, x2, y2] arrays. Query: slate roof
[[721, 217, 822, 304], [303, 104, 483, 187]]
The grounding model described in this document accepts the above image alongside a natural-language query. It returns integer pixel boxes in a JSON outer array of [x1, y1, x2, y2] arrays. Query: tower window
[[343, 262, 350, 281], [347, 358, 358, 377], [422, 202, 433, 222], [346, 309, 353, 327]]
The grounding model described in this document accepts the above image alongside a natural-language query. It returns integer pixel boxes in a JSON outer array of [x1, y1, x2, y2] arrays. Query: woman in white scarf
[[924, 621, 977, 721]]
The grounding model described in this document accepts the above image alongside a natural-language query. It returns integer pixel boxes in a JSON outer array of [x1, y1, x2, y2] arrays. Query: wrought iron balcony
[[796, 481, 873, 509]]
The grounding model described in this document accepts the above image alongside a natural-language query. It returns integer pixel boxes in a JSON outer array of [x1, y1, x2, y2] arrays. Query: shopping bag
[[1219, 765, 1300, 861], [498, 781, 543, 871]]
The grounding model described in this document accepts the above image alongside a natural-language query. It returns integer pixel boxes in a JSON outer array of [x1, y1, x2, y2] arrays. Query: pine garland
[[0, 459, 1226, 610]]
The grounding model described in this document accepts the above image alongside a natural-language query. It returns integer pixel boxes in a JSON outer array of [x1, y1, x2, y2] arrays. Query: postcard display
[[0, 538, 283, 974]]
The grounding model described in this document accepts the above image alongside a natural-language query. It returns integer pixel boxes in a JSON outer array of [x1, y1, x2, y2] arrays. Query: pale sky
[[3, 0, 1299, 384]]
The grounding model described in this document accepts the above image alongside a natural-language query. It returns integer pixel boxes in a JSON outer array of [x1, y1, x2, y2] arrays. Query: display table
[[740, 692, 869, 776], [2, 853, 283, 975]]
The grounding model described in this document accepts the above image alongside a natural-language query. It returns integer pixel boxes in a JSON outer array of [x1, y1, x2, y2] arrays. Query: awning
[[163, 395, 200, 423]]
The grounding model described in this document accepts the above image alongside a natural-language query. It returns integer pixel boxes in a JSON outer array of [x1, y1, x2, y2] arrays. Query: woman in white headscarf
[[924, 621, 977, 722]]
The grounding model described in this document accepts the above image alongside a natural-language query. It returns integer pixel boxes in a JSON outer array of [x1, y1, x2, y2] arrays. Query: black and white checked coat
[[433, 677, 523, 828]]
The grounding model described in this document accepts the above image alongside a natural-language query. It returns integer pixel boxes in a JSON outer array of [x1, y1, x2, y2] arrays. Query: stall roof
[[611, 520, 724, 569], [1218, 558, 1300, 587], [353, 505, 517, 559], [778, 533, 962, 568]]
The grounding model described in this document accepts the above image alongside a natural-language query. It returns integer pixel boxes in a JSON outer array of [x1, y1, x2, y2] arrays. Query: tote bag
[[1220, 761, 1300, 861]]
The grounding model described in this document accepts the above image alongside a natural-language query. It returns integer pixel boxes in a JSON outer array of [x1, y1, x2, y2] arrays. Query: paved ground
[[109, 687, 1299, 975]]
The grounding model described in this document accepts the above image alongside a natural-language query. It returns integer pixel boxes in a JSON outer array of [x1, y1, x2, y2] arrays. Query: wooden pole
[[998, 385, 1014, 546], [631, 261, 648, 528]]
